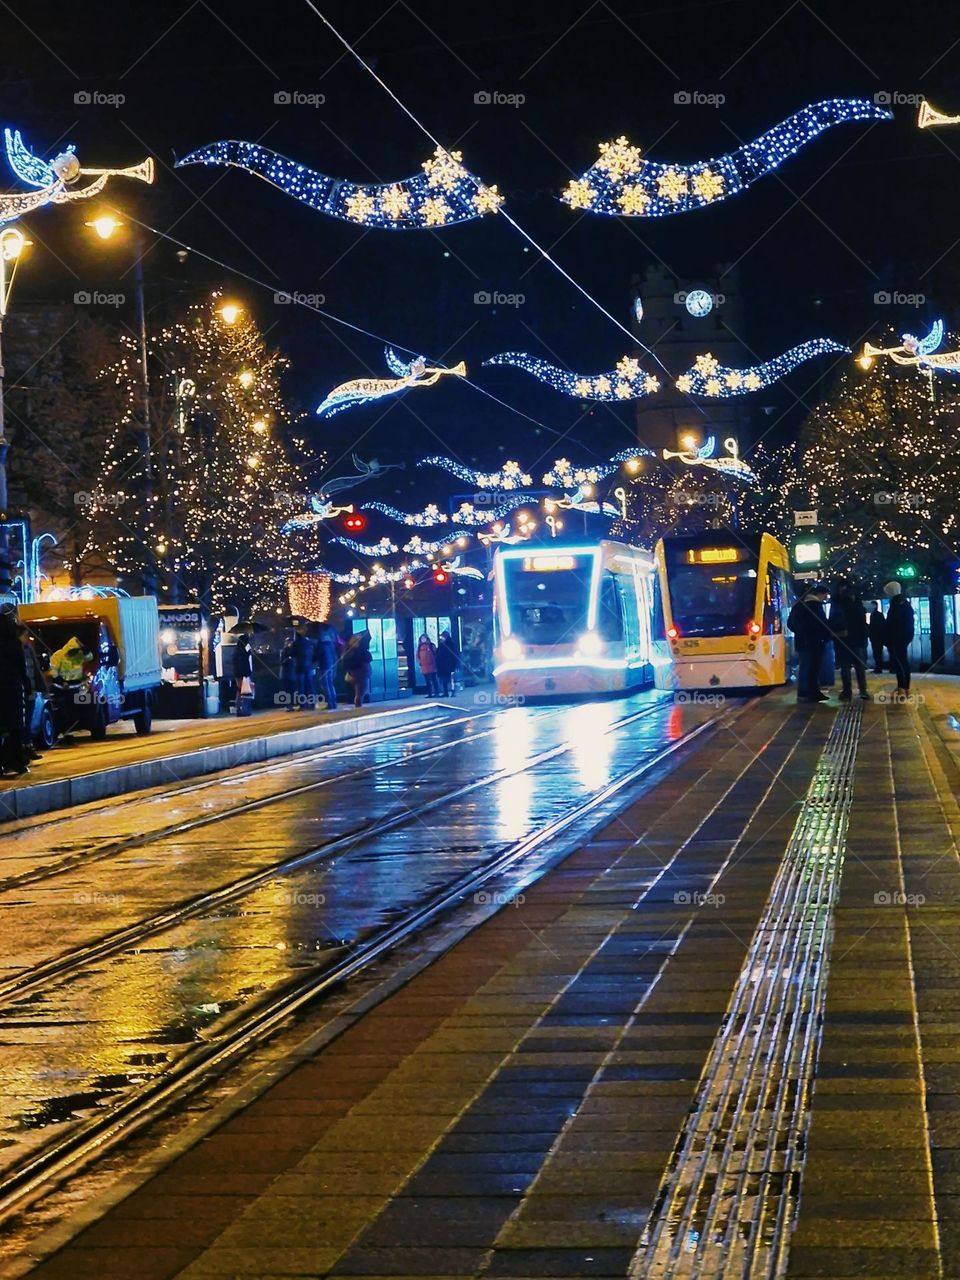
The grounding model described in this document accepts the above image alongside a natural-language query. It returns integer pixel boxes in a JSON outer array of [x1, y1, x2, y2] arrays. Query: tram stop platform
[[0, 696, 459, 822], [12, 673, 960, 1279]]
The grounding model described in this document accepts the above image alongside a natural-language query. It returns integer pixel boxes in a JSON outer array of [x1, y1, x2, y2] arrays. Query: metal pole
[[133, 235, 157, 597]]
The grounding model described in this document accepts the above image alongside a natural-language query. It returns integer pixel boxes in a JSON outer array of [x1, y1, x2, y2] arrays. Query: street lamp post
[[0, 225, 29, 597]]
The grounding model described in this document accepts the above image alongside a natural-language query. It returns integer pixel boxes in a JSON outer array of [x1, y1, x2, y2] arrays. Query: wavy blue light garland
[[484, 351, 660, 401], [563, 98, 892, 219], [677, 339, 850, 397]]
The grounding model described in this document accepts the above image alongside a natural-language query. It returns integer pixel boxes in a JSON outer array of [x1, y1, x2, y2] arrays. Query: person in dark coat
[[0, 611, 30, 774], [435, 630, 460, 697], [342, 631, 373, 708], [290, 624, 315, 710], [868, 601, 885, 673], [18, 625, 46, 759], [883, 581, 915, 694], [232, 630, 254, 716], [280, 636, 296, 710], [787, 584, 833, 703], [830, 581, 871, 701], [312, 621, 341, 711]]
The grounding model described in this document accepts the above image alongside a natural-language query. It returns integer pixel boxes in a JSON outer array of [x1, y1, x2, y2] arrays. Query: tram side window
[[651, 574, 666, 640], [599, 575, 624, 641], [614, 573, 640, 651], [763, 568, 787, 634]]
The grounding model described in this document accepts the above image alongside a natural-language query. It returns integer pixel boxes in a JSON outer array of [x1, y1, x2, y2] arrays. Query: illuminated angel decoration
[[317, 347, 466, 418], [318, 454, 404, 497], [863, 319, 960, 372], [563, 98, 891, 219], [0, 128, 153, 225], [918, 101, 960, 129], [544, 484, 618, 518], [177, 140, 502, 230], [662, 435, 757, 483], [484, 351, 660, 402], [676, 339, 849, 397], [280, 500, 355, 533]]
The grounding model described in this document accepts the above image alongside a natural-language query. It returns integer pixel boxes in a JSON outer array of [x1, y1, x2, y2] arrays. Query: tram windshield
[[665, 545, 759, 637], [500, 553, 594, 645]]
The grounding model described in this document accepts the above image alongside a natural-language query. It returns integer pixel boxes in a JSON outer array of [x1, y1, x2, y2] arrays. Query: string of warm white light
[[177, 140, 502, 230], [563, 98, 892, 219], [676, 339, 849, 396], [287, 571, 331, 621], [330, 535, 399, 556], [317, 347, 466, 418], [402, 531, 473, 554], [363, 496, 531, 526], [485, 351, 660, 401]]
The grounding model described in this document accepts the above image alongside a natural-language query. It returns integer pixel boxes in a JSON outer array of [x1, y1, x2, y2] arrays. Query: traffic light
[[432, 568, 449, 586], [342, 512, 366, 533]]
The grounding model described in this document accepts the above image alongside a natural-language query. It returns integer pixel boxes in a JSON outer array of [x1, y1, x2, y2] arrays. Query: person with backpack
[[883, 581, 915, 695], [787, 583, 833, 703]]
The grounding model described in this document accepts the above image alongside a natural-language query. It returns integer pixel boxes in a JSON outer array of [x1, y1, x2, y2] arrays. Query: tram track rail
[[0, 698, 736, 1231]]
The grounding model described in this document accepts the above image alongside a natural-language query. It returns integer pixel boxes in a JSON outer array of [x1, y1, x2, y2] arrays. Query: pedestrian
[[787, 583, 833, 703], [416, 634, 440, 696], [313, 620, 341, 711], [18, 624, 46, 759], [290, 623, 315, 710], [232, 629, 254, 717], [342, 630, 373, 708], [280, 634, 296, 710], [0, 611, 30, 775], [868, 600, 886, 673], [883, 581, 915, 695], [830, 580, 872, 702], [436, 629, 460, 696]]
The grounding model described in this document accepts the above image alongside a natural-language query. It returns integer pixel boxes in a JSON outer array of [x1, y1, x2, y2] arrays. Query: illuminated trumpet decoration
[[544, 483, 617, 519], [0, 129, 153, 226], [918, 101, 960, 129]]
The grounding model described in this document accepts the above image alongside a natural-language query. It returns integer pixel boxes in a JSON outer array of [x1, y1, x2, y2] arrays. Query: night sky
[[5, 0, 958, 495]]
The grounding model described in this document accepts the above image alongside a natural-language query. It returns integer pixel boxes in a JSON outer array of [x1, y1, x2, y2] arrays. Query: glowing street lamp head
[[680, 432, 699, 451], [857, 351, 875, 371], [219, 301, 242, 325], [87, 214, 121, 241], [251, 418, 268, 435], [0, 227, 28, 261], [238, 369, 255, 388]]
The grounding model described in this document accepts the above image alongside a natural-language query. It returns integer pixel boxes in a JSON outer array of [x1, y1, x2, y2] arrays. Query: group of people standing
[[273, 621, 374, 711], [416, 630, 460, 697], [789, 579, 915, 704]]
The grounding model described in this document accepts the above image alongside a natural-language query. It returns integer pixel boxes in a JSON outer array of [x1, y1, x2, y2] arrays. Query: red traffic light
[[432, 569, 449, 585], [343, 512, 367, 532]]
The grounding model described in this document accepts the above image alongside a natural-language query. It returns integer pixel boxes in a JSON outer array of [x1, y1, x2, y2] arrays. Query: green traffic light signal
[[895, 562, 918, 580]]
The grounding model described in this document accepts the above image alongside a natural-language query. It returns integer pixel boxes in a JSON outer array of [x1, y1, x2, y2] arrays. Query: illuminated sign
[[794, 540, 822, 566], [685, 547, 740, 564], [522, 555, 577, 571]]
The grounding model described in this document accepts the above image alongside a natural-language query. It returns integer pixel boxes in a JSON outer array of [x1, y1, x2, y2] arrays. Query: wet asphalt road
[[0, 692, 709, 1181]]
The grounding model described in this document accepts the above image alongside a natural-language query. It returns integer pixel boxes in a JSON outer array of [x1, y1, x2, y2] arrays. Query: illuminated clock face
[[685, 288, 713, 318]]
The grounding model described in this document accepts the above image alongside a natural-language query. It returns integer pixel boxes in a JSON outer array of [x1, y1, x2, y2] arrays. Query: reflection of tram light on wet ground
[[652, 530, 795, 691], [493, 541, 655, 699]]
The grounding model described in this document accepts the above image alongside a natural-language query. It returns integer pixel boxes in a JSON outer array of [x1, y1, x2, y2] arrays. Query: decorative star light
[[662, 435, 757, 483], [417, 457, 536, 490], [863, 320, 960, 373], [484, 351, 660, 402], [317, 347, 466, 418], [403, 532, 474, 555], [177, 140, 502, 231], [331, 535, 399, 556], [563, 98, 892, 219], [918, 101, 960, 129], [0, 128, 153, 226], [677, 339, 849, 396]]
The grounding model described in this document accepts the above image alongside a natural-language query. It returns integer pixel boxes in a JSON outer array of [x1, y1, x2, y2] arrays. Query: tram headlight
[[577, 630, 603, 656], [501, 636, 524, 660]]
